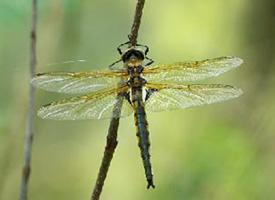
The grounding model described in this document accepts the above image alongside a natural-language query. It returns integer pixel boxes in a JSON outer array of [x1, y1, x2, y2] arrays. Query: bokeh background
[[1, 0, 275, 199]]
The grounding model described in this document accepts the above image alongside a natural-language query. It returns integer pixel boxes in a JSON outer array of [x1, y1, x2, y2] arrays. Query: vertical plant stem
[[19, 0, 37, 200], [129, 0, 145, 46], [91, 0, 146, 199]]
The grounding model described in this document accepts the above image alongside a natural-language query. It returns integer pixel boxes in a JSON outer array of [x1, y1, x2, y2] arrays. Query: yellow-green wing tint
[[145, 82, 242, 112], [143, 56, 243, 83], [31, 70, 128, 94], [38, 86, 132, 120]]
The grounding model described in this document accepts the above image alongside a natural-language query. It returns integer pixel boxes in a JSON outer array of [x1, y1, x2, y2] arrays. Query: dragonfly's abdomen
[[133, 98, 155, 189]]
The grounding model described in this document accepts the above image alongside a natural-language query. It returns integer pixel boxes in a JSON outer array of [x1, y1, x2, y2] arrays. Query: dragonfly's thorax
[[126, 56, 146, 89], [127, 57, 142, 68], [127, 64, 143, 76], [128, 76, 146, 88]]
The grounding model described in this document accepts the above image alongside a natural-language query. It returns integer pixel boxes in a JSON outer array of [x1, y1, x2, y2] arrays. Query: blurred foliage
[[0, 0, 275, 199]]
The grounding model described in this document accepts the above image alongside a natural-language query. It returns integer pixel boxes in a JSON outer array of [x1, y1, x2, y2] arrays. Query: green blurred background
[[1, 0, 275, 199]]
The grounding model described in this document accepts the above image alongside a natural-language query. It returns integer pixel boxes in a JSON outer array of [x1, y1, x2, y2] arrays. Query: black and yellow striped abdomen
[[132, 87, 155, 189]]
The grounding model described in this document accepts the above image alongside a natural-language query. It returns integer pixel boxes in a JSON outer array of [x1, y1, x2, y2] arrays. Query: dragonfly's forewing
[[31, 70, 128, 94], [143, 56, 243, 83], [144, 82, 242, 112], [38, 85, 133, 120]]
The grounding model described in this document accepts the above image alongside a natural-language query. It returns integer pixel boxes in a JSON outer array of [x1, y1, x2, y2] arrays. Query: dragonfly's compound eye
[[122, 48, 145, 62]]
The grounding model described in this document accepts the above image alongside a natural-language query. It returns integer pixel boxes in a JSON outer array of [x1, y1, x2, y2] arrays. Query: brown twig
[[19, 0, 37, 200], [129, 0, 146, 46], [90, 0, 146, 199]]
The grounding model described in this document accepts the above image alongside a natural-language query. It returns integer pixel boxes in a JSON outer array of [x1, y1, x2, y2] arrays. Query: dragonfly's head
[[122, 48, 145, 67]]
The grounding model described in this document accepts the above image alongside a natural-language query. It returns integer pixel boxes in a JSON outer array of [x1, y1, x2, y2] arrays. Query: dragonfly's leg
[[144, 57, 154, 66], [122, 35, 150, 55], [135, 44, 150, 55], [124, 92, 132, 105], [108, 59, 122, 70], [127, 34, 132, 41], [145, 88, 158, 101], [128, 34, 150, 55], [117, 41, 131, 55]]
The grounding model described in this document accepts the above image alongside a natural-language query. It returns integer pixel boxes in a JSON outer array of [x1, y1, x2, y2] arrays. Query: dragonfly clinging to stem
[[32, 41, 243, 189]]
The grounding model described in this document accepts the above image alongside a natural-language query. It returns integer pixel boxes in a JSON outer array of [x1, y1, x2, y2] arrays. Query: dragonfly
[[31, 42, 243, 189]]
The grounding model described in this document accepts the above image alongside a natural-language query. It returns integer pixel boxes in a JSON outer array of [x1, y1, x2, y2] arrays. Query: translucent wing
[[145, 82, 243, 112], [38, 86, 133, 120], [31, 70, 128, 94], [143, 56, 243, 83]]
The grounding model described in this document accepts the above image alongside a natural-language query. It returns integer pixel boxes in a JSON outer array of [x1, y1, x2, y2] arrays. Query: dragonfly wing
[[144, 82, 243, 112], [38, 86, 133, 120], [143, 56, 243, 83], [31, 70, 128, 94]]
